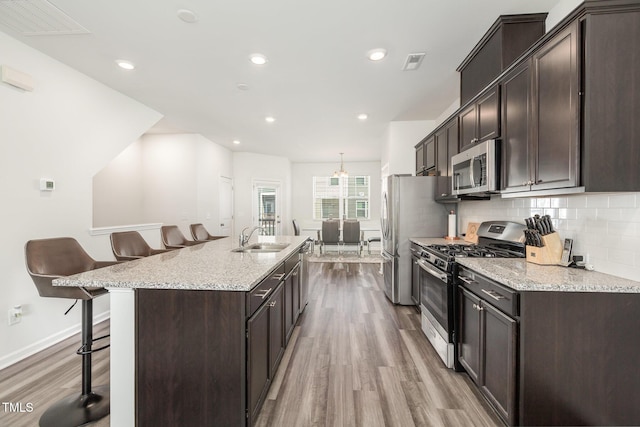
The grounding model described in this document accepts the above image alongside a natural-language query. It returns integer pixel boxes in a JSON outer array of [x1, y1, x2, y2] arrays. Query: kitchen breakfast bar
[[54, 235, 310, 427]]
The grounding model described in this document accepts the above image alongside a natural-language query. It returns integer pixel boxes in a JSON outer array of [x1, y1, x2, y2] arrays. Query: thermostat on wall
[[40, 178, 55, 191]]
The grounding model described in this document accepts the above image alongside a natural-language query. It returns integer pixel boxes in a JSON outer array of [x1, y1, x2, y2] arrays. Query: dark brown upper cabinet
[[435, 118, 459, 199], [581, 4, 640, 192], [458, 13, 547, 105], [459, 85, 500, 151], [501, 21, 580, 194]]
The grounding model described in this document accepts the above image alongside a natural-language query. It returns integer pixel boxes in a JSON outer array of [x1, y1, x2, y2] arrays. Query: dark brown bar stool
[[110, 230, 171, 261], [24, 237, 117, 427], [189, 223, 225, 242], [160, 225, 201, 249]]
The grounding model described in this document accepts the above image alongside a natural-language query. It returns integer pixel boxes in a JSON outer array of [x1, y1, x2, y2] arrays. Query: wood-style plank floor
[[0, 263, 500, 426], [256, 263, 501, 426]]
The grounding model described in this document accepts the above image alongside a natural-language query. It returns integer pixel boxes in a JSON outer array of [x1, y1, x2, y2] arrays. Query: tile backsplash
[[457, 193, 640, 282]]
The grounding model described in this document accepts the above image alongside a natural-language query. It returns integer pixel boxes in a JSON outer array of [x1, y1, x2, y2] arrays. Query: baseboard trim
[[0, 310, 110, 371]]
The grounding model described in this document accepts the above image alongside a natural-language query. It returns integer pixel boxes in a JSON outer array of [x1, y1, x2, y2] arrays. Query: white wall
[[233, 152, 292, 236], [0, 30, 161, 368], [382, 120, 436, 176], [457, 193, 640, 282], [93, 139, 145, 227], [93, 133, 234, 239], [291, 161, 382, 240], [546, 0, 583, 31]]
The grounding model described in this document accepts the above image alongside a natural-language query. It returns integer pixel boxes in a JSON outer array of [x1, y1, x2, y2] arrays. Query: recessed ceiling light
[[236, 83, 249, 91], [358, 113, 368, 120], [233, 139, 241, 145], [250, 54, 268, 65], [177, 9, 198, 23], [367, 48, 387, 61], [115, 60, 135, 70], [265, 116, 275, 123]]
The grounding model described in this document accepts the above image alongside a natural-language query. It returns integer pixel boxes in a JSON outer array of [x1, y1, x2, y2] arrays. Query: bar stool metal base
[[39, 385, 109, 427]]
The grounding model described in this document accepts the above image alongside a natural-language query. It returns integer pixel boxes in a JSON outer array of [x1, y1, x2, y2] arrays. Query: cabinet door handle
[[269, 301, 276, 307], [472, 303, 484, 311], [254, 288, 272, 299], [481, 288, 505, 301]]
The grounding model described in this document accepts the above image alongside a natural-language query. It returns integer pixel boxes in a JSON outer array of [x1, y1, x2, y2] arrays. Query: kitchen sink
[[231, 243, 290, 253]]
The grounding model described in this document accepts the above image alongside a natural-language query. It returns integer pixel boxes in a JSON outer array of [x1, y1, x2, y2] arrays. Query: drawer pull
[[459, 276, 475, 285], [481, 288, 505, 301], [271, 273, 285, 281], [254, 288, 272, 299]]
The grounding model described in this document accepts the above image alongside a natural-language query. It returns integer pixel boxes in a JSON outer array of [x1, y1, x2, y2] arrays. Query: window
[[313, 176, 370, 220]]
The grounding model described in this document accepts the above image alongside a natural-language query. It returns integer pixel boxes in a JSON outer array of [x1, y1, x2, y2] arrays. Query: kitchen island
[[54, 235, 309, 427]]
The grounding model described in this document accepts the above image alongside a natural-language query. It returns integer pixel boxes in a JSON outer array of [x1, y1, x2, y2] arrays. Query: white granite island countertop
[[457, 258, 640, 293], [54, 235, 309, 292]]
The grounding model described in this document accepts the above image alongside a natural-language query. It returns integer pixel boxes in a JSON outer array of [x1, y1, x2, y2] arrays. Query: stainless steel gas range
[[416, 221, 526, 369]]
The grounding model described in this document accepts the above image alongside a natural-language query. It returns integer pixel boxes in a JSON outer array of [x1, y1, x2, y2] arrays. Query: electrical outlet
[[7, 306, 22, 326]]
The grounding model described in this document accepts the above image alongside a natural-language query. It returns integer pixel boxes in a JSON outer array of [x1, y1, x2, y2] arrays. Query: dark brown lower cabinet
[[248, 281, 285, 426], [458, 265, 640, 426], [458, 287, 516, 425], [284, 262, 300, 344]]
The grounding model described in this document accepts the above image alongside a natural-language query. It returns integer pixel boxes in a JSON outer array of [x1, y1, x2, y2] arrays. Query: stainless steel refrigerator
[[381, 175, 447, 305]]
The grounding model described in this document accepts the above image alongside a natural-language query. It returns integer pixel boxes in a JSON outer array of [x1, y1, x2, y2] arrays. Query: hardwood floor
[[256, 263, 501, 427], [0, 262, 500, 427], [0, 320, 111, 427]]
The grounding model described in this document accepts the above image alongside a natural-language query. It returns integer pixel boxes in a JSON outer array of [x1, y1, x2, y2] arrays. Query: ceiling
[[0, 0, 563, 162]]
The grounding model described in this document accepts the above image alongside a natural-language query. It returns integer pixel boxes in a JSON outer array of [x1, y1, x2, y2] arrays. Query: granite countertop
[[54, 236, 309, 292], [457, 258, 640, 294], [410, 237, 471, 247]]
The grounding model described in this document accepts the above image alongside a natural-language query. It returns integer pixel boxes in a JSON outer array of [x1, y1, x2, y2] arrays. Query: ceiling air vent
[[402, 52, 426, 71], [0, 0, 90, 36]]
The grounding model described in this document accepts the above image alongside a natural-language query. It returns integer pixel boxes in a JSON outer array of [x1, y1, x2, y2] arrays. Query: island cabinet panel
[[582, 8, 640, 191], [284, 260, 300, 344], [136, 289, 246, 427], [519, 291, 640, 426]]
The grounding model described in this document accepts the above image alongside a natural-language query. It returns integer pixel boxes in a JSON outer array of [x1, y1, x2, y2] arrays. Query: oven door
[[418, 259, 451, 340]]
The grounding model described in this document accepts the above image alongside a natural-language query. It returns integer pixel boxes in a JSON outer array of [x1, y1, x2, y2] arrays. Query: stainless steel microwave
[[452, 139, 499, 195]]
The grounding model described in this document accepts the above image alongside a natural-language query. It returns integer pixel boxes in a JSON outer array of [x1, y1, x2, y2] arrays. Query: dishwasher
[[299, 238, 313, 313]]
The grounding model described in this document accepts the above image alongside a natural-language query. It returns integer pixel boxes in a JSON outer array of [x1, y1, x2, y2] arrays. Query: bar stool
[[189, 223, 225, 242], [24, 237, 117, 427], [161, 225, 201, 249], [110, 230, 171, 261]]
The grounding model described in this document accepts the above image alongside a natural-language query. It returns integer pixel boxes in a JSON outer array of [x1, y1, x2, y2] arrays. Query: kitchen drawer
[[247, 263, 285, 317], [284, 252, 300, 273], [458, 266, 518, 317]]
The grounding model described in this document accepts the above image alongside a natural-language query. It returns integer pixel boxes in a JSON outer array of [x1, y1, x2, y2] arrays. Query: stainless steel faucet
[[239, 226, 263, 247]]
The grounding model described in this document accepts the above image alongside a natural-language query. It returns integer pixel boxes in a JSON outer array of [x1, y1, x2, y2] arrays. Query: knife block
[[526, 232, 563, 265]]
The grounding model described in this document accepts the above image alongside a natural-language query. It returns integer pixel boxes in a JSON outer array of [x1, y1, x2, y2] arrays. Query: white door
[[219, 176, 233, 237], [253, 180, 282, 236]]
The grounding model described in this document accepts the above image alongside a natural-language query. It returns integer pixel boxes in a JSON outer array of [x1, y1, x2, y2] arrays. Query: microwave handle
[[469, 156, 476, 188]]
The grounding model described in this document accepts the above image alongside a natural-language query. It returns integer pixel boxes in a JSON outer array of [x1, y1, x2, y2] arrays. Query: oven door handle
[[417, 259, 448, 282]]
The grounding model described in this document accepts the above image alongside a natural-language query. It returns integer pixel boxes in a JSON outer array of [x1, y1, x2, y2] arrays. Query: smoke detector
[[402, 53, 426, 71]]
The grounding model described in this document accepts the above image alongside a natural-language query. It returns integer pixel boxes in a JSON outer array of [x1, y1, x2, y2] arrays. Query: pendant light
[[333, 153, 348, 178]]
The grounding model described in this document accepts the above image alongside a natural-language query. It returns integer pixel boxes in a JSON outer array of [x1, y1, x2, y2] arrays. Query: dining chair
[[318, 220, 340, 254], [342, 220, 364, 255]]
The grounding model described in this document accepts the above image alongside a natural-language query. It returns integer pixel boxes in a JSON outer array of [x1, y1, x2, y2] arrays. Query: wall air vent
[[0, 0, 90, 36], [402, 52, 426, 71]]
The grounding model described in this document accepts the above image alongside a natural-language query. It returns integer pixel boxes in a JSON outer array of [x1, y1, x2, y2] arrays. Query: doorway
[[219, 176, 234, 237], [253, 180, 282, 236]]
